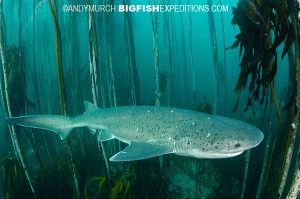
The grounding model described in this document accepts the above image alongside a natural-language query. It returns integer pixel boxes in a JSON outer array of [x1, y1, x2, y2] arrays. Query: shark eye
[[234, 143, 241, 148]]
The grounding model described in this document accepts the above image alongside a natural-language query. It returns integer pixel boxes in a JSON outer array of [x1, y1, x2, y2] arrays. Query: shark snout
[[251, 129, 264, 147], [238, 127, 264, 151]]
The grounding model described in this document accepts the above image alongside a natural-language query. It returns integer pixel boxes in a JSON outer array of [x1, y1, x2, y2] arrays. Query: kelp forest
[[0, 0, 300, 198]]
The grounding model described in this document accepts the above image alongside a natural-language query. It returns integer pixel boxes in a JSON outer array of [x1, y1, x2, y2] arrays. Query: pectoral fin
[[109, 142, 173, 161]]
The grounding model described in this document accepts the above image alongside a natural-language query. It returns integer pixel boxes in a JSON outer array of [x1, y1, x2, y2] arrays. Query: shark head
[[214, 122, 264, 157], [174, 116, 264, 159]]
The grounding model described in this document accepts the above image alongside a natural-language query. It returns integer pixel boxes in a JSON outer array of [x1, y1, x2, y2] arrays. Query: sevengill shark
[[6, 101, 264, 161]]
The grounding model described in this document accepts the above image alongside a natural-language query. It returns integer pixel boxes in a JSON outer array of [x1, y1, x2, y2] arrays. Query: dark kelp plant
[[229, 0, 300, 198]]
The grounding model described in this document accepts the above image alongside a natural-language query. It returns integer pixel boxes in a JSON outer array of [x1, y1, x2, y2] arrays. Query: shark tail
[[6, 115, 77, 140]]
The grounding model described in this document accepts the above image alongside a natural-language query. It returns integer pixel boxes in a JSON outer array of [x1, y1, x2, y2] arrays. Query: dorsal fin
[[84, 101, 98, 113]]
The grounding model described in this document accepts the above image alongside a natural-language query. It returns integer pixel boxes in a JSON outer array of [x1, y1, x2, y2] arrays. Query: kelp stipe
[[87, 0, 111, 178], [207, 0, 220, 114], [150, 0, 161, 107], [47, 0, 80, 197], [123, 0, 140, 106], [0, 0, 36, 197]]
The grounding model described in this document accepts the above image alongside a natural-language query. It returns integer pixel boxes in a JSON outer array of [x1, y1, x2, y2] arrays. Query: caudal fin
[[6, 115, 75, 140]]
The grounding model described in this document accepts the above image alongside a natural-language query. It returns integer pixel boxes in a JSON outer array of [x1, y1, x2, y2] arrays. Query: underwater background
[[0, 0, 300, 198]]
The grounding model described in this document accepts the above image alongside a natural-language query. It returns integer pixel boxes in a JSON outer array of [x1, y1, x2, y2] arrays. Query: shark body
[[6, 101, 264, 161]]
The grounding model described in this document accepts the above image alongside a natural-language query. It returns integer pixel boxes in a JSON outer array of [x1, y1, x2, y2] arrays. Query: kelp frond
[[229, 0, 295, 116]]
